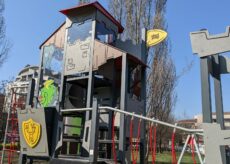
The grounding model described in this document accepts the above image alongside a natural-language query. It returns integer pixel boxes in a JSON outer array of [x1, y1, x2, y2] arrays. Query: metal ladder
[[1, 89, 26, 164], [0, 95, 7, 163]]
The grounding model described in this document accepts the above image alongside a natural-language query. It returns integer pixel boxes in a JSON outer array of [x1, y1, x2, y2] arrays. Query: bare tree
[[109, 0, 153, 43], [0, 0, 10, 68], [109, 0, 177, 162], [109, 0, 124, 24], [0, 78, 13, 94], [77, 0, 91, 5], [146, 0, 177, 155], [0, 79, 8, 94]]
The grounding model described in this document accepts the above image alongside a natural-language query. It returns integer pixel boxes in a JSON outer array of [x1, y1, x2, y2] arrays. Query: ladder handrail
[[60, 106, 203, 133]]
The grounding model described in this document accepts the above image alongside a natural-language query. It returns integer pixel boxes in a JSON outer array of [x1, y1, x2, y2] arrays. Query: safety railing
[[61, 106, 203, 133], [61, 106, 205, 164]]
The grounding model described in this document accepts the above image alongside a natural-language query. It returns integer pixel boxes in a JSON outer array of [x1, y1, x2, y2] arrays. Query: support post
[[34, 47, 44, 108], [119, 53, 128, 163], [107, 60, 117, 158], [178, 135, 190, 164], [86, 20, 96, 120], [192, 135, 204, 164], [26, 78, 35, 108], [89, 98, 99, 163], [212, 55, 225, 128], [212, 54, 226, 164], [58, 26, 69, 112], [140, 28, 147, 164], [18, 154, 27, 164], [55, 26, 69, 159], [200, 57, 212, 123], [190, 27, 230, 164], [22, 79, 35, 163]]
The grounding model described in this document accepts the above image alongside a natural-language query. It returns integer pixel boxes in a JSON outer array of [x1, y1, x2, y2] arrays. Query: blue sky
[[1, 0, 230, 118]]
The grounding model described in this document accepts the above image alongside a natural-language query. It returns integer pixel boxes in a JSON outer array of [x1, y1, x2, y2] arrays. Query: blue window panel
[[67, 20, 92, 45]]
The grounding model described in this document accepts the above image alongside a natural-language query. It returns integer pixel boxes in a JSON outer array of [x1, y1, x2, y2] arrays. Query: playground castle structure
[[1, 1, 230, 164]]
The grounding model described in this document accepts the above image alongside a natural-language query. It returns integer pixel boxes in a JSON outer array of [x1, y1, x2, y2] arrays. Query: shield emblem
[[147, 29, 167, 47], [22, 119, 41, 148]]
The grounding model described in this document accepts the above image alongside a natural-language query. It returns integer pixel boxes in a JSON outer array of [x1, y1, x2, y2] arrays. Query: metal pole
[[107, 60, 117, 159], [200, 57, 212, 123], [61, 108, 93, 113], [34, 46, 44, 108], [173, 123, 178, 133], [178, 135, 190, 164], [89, 99, 99, 163], [212, 55, 225, 128], [140, 28, 147, 164], [212, 54, 227, 164], [0, 109, 10, 164], [86, 20, 96, 120], [26, 78, 35, 108], [119, 53, 128, 163], [99, 107, 203, 133], [192, 135, 204, 164], [61, 106, 203, 133], [58, 25, 68, 112]]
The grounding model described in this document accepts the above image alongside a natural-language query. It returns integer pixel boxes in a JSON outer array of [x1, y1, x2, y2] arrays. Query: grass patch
[[148, 152, 203, 164]]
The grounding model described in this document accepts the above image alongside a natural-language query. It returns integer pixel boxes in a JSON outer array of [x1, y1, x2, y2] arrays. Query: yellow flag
[[147, 29, 167, 47]]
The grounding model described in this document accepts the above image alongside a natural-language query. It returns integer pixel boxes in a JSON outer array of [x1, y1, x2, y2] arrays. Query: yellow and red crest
[[22, 119, 41, 148]]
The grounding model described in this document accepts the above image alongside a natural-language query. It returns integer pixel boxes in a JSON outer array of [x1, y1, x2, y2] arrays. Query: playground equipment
[[0, 94, 6, 145], [190, 27, 230, 164], [17, 2, 148, 163], [4, 1, 229, 164], [1, 82, 28, 164], [0, 66, 39, 164]]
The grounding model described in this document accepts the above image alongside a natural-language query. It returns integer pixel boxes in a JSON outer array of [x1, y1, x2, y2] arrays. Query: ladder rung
[[5, 133, 19, 137], [63, 135, 81, 139], [64, 124, 82, 128], [98, 139, 119, 144], [2, 149, 20, 153], [13, 92, 27, 96], [63, 138, 82, 143], [7, 118, 18, 121]]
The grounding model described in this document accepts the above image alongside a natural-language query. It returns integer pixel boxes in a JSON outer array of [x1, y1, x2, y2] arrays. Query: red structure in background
[[171, 131, 177, 164], [0, 94, 6, 140], [149, 124, 157, 164], [0, 94, 6, 163], [1, 89, 26, 164]]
